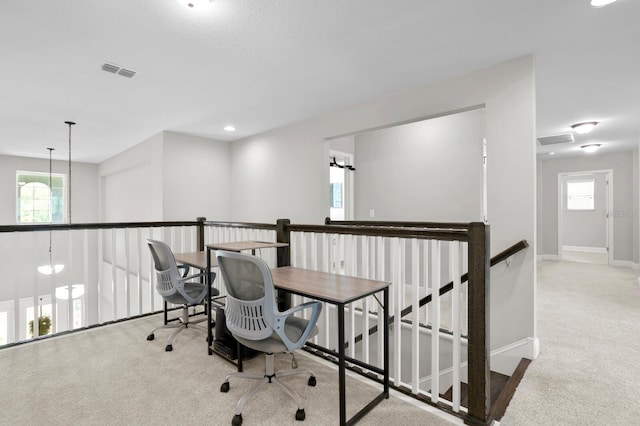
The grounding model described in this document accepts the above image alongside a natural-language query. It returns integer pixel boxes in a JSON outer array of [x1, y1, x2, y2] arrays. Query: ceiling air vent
[[117, 68, 136, 78], [101, 62, 137, 79], [537, 133, 575, 146], [101, 62, 120, 74]]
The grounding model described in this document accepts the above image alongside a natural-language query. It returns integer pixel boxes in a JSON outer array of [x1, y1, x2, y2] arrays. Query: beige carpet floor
[[0, 314, 458, 426], [501, 260, 640, 425]]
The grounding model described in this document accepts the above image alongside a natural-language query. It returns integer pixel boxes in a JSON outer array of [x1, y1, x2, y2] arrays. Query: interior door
[[559, 171, 610, 264]]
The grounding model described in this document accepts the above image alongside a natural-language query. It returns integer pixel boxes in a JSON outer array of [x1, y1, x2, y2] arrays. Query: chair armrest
[[177, 264, 190, 278], [180, 271, 207, 282], [176, 271, 210, 304], [274, 301, 322, 352]]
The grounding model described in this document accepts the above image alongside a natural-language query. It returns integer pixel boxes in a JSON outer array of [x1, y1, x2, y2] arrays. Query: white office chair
[[216, 250, 322, 425], [146, 239, 219, 352]]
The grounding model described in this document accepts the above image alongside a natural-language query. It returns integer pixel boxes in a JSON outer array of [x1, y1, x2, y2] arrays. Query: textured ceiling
[[1, 0, 639, 163]]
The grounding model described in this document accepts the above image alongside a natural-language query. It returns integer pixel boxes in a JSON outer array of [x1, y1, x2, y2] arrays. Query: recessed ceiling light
[[549, 152, 555, 156], [581, 144, 601, 153], [224, 125, 236, 132], [571, 121, 598, 134], [591, 0, 618, 7], [177, 0, 210, 8]]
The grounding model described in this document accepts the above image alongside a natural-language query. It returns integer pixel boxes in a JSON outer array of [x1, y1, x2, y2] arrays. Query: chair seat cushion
[[235, 316, 319, 354], [164, 281, 219, 305]]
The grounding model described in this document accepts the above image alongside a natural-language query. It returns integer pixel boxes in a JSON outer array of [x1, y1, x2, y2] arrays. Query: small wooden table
[[207, 240, 289, 254], [270, 267, 390, 426], [174, 251, 218, 270]]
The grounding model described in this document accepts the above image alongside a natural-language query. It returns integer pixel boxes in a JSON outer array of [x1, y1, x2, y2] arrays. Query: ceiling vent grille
[[101, 62, 120, 74], [117, 68, 136, 78], [101, 62, 136, 79], [537, 133, 575, 146]]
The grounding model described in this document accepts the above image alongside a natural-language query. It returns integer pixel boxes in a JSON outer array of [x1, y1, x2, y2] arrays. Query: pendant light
[[37, 147, 64, 275], [65, 121, 75, 224]]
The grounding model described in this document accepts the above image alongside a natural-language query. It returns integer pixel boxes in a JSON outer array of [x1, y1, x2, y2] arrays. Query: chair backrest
[[215, 251, 278, 342], [147, 239, 182, 298]]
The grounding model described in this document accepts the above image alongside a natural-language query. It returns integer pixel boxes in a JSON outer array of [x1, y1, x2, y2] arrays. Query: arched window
[[17, 171, 66, 224]]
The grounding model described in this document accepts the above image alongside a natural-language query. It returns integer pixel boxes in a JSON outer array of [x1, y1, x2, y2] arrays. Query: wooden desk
[[173, 251, 225, 356], [207, 240, 289, 254], [270, 267, 390, 426], [174, 251, 218, 270]]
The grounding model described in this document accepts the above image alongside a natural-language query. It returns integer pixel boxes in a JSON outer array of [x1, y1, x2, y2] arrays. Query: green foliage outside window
[[29, 316, 52, 338]]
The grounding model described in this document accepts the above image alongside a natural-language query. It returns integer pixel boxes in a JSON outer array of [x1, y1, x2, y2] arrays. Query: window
[[330, 183, 343, 208], [0, 301, 14, 346], [567, 179, 595, 210], [17, 171, 65, 223]]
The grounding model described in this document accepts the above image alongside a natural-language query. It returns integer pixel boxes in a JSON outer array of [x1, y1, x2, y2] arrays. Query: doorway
[[558, 170, 613, 265], [329, 150, 354, 221]]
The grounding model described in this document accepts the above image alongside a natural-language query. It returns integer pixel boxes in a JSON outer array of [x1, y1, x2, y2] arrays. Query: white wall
[[634, 145, 639, 265], [538, 151, 634, 261], [99, 132, 164, 222], [162, 131, 231, 221], [536, 161, 544, 256], [99, 131, 230, 222], [230, 56, 537, 352], [353, 108, 485, 222], [0, 154, 99, 225]]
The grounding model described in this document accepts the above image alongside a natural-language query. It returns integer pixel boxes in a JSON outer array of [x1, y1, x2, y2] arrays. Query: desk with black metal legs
[[173, 251, 222, 353], [269, 266, 390, 426]]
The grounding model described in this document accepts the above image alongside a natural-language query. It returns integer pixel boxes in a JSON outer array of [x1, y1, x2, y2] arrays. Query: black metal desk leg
[[206, 248, 213, 355], [338, 303, 346, 425], [383, 288, 389, 397]]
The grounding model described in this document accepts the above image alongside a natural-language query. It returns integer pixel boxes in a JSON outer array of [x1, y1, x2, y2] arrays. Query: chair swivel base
[[220, 354, 316, 424], [146, 305, 209, 351]]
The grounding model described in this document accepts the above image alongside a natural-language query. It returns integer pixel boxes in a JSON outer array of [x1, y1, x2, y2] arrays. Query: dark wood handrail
[[287, 223, 469, 242], [0, 220, 200, 233], [203, 220, 277, 230], [325, 217, 470, 230], [0, 219, 279, 234], [348, 239, 528, 347]]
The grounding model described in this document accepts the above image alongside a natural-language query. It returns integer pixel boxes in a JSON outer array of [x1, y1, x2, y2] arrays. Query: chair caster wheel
[[220, 382, 230, 393], [295, 409, 305, 421], [165, 344, 173, 352], [146, 334, 154, 341], [308, 376, 316, 387], [232, 414, 242, 425]]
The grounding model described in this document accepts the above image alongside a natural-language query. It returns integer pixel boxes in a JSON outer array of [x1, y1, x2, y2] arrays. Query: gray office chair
[[216, 250, 322, 425], [146, 239, 219, 352]]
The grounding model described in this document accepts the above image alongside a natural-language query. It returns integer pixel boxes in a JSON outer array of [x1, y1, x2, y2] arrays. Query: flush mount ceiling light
[[581, 144, 601, 153], [571, 121, 598, 134], [591, 0, 618, 7], [224, 125, 236, 132], [177, 0, 210, 8]]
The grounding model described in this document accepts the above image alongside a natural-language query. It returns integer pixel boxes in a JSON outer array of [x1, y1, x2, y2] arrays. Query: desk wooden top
[[270, 267, 390, 304], [174, 251, 217, 269], [207, 240, 289, 252]]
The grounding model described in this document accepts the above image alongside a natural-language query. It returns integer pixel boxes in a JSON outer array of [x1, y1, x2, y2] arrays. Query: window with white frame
[[16, 171, 66, 224], [0, 300, 15, 346], [567, 179, 595, 210]]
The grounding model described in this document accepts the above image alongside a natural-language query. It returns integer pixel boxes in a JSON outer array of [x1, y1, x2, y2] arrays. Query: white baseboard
[[541, 254, 559, 261], [611, 260, 633, 268], [561, 245, 607, 253], [536, 254, 543, 262], [490, 337, 538, 376], [632, 262, 640, 270]]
